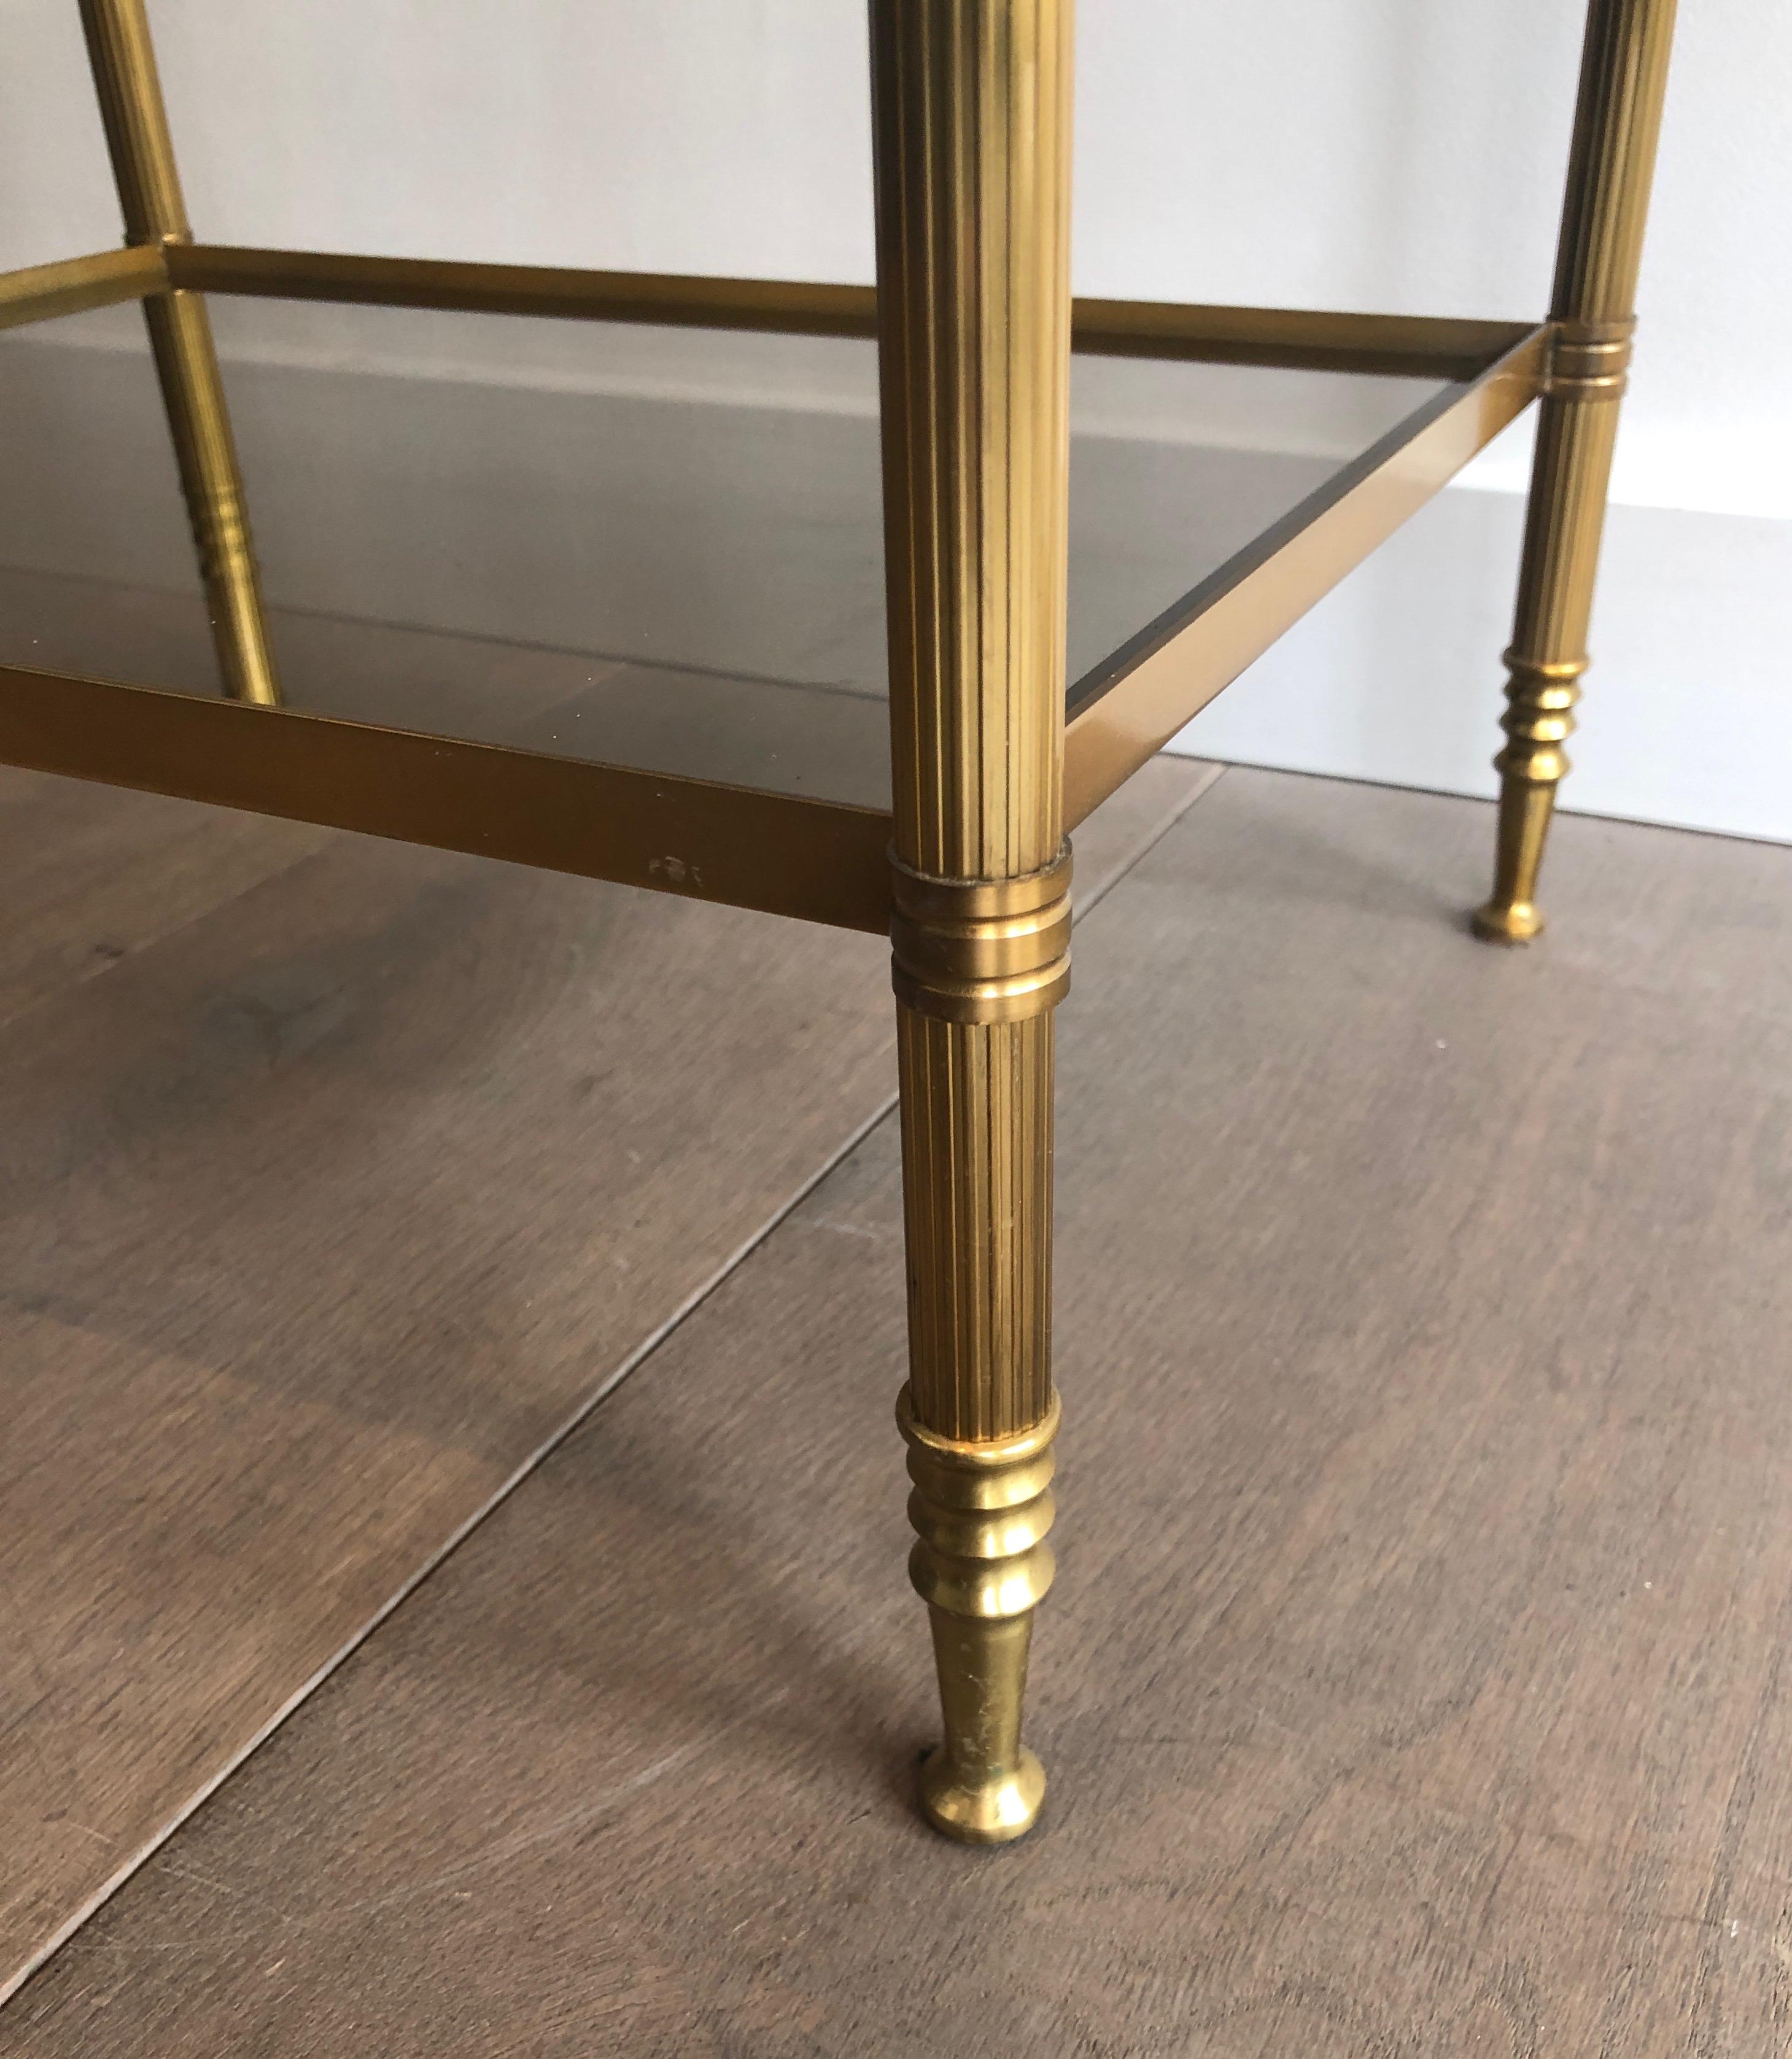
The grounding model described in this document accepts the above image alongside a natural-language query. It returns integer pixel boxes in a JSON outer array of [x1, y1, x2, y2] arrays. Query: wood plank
[[0, 765, 330, 1031], [0, 750, 1211, 1998], [6, 769, 1786, 2053]]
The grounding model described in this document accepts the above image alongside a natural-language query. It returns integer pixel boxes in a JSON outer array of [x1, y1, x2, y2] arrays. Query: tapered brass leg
[[890, 860, 1069, 1842], [900, 1390, 1058, 1840], [869, 0, 1074, 1842], [1474, 397, 1618, 944], [79, 0, 281, 706], [1475, 0, 1675, 943]]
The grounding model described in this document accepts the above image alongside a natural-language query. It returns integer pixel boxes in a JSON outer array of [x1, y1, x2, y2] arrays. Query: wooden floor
[[0, 750, 1207, 1999], [3, 762, 1790, 2053]]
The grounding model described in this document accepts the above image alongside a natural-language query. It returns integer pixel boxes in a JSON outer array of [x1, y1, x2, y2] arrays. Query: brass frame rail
[[1064, 324, 1550, 825], [1, 235, 1529, 379], [0, 242, 165, 329], [161, 243, 1530, 381], [0, 665, 891, 931]]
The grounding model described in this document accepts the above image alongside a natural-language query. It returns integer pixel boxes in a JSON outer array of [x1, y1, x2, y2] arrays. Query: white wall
[[2, 1, 1787, 841]]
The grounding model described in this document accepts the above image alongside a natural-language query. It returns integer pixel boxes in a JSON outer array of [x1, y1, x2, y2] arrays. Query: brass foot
[[918, 1620, 1047, 1842], [899, 1388, 1058, 1846], [1472, 898, 1546, 945]]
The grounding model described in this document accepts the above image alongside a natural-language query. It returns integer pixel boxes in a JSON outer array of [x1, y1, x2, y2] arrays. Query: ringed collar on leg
[[897, 1385, 1060, 1621], [888, 844, 1072, 1025], [1545, 317, 1634, 400]]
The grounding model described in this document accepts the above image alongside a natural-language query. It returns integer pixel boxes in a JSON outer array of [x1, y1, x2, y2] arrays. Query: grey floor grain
[[0, 766, 333, 1032], [7, 766, 1790, 2055], [0, 750, 1222, 1998]]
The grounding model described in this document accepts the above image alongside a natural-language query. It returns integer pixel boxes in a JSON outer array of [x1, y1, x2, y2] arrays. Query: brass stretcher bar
[[0, 664, 895, 933]]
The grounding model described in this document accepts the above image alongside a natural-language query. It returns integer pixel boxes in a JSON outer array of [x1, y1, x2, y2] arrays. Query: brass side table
[[0, 0, 1674, 1842]]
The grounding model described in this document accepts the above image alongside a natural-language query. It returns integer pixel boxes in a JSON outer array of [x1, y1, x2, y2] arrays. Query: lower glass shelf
[[0, 297, 1449, 813]]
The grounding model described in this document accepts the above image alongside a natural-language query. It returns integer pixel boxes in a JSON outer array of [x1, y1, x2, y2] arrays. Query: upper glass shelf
[[0, 297, 1447, 811]]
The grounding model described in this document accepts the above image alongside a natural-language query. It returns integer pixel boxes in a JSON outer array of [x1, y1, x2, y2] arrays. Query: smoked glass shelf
[[1, 303, 1458, 807], [0, 257, 1541, 929]]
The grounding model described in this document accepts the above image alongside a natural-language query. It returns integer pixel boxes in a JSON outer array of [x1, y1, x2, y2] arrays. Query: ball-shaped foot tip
[[919, 1747, 1046, 1845], [1472, 899, 1545, 946]]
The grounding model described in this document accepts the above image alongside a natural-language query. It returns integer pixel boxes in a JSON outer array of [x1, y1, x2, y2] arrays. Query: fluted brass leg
[[869, 0, 1075, 1841], [79, 0, 282, 706], [1473, 388, 1616, 946], [890, 857, 1070, 1841], [1475, 0, 1675, 943]]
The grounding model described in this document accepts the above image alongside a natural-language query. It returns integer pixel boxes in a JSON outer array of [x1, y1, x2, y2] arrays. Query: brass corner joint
[[899, 1387, 1058, 1843], [889, 844, 1072, 1026]]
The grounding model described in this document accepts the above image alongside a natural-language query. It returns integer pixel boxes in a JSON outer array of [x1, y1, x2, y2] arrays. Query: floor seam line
[[1, 754, 1227, 2009], [1072, 761, 1228, 917], [1, 1090, 899, 2010]]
